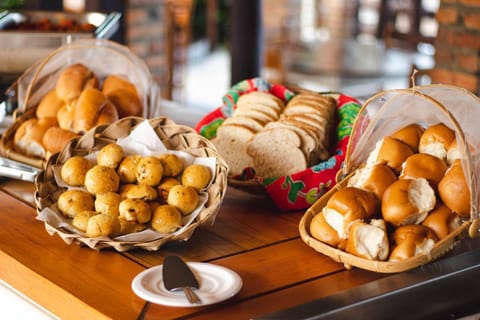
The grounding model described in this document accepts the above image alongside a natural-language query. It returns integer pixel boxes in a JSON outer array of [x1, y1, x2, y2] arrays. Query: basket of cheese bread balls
[[299, 84, 480, 273], [0, 38, 158, 168], [34, 116, 228, 251]]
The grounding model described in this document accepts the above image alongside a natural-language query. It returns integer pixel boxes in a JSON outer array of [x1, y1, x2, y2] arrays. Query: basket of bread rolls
[[0, 38, 158, 168], [195, 78, 362, 210], [299, 84, 480, 273], [33, 116, 228, 251]]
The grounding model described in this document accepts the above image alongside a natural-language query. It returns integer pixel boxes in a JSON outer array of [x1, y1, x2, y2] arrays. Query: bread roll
[[322, 187, 379, 239], [14, 117, 57, 158], [117, 154, 142, 183], [390, 123, 424, 152], [57, 103, 76, 131], [345, 219, 389, 261], [36, 89, 65, 119], [381, 178, 436, 227], [438, 159, 471, 217], [400, 153, 447, 189], [118, 198, 152, 224], [73, 88, 119, 133], [157, 177, 181, 203], [57, 189, 94, 218], [157, 154, 184, 177], [136, 156, 164, 186], [151, 205, 183, 234], [422, 204, 461, 239], [86, 213, 116, 238], [72, 210, 98, 232], [56, 63, 99, 102], [84, 165, 120, 195], [106, 88, 142, 118], [181, 164, 212, 190], [121, 184, 157, 201], [95, 191, 123, 217], [418, 123, 455, 160], [102, 75, 138, 96], [388, 225, 438, 261], [97, 143, 124, 169], [366, 136, 414, 173], [347, 163, 397, 200], [309, 212, 345, 249], [42, 126, 79, 155], [60, 155, 93, 186], [167, 185, 199, 215]]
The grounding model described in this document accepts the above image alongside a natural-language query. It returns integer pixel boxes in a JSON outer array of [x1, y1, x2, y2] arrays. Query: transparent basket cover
[[344, 84, 480, 226], [13, 38, 160, 118]]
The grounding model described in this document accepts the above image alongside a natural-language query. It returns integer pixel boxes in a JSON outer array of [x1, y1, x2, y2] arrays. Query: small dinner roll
[[136, 156, 164, 186], [422, 204, 461, 239], [418, 123, 455, 160], [151, 205, 183, 234], [381, 178, 436, 227], [57, 189, 94, 218], [438, 159, 471, 218], [167, 185, 199, 215], [400, 153, 447, 190], [157, 154, 184, 177], [117, 154, 142, 184], [345, 219, 389, 261], [36, 89, 65, 119], [388, 225, 438, 262], [309, 212, 345, 249], [322, 187, 379, 239], [60, 156, 93, 186], [95, 191, 123, 217], [14, 117, 57, 158], [181, 164, 212, 191], [97, 143, 124, 169], [72, 210, 98, 232], [42, 126, 79, 156], [84, 165, 120, 195], [86, 213, 116, 238], [157, 177, 181, 203], [121, 184, 157, 201], [55, 63, 99, 102], [390, 123, 424, 152], [366, 136, 414, 174], [118, 198, 152, 224], [347, 163, 397, 200]]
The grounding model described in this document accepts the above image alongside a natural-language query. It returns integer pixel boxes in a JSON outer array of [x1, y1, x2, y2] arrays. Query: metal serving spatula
[[162, 255, 201, 304]]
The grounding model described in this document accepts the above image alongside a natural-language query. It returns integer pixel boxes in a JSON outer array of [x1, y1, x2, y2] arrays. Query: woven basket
[[34, 116, 228, 251], [0, 38, 159, 168], [299, 84, 480, 273]]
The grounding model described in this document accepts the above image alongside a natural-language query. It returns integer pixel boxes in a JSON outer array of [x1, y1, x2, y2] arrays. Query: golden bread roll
[[167, 185, 199, 215], [322, 187, 379, 239], [118, 198, 152, 224], [181, 164, 212, 190], [57, 189, 94, 218], [381, 178, 436, 227], [42, 126, 79, 155], [366, 136, 414, 173], [94, 191, 123, 217], [157, 154, 184, 177], [117, 154, 142, 183], [60, 155, 93, 186], [150, 205, 183, 234], [400, 153, 447, 189], [73, 88, 119, 133], [418, 123, 455, 160], [157, 177, 181, 203], [56, 63, 99, 102], [36, 89, 65, 119], [309, 212, 345, 249], [97, 143, 124, 169], [115, 220, 146, 236], [86, 213, 116, 238], [136, 156, 164, 186], [438, 159, 471, 217], [14, 117, 57, 158], [106, 88, 142, 118], [390, 123, 424, 152], [102, 75, 138, 96], [84, 165, 120, 195], [347, 163, 397, 200], [56, 103, 76, 131], [388, 225, 438, 262], [72, 210, 98, 232], [345, 219, 389, 261], [421, 203, 461, 239], [120, 184, 157, 201]]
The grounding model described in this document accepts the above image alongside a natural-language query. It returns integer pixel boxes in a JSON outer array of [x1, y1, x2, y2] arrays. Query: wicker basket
[[299, 84, 480, 273], [34, 116, 228, 251]]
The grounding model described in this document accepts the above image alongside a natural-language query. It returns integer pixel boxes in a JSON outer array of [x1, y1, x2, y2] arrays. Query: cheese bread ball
[[97, 143, 124, 169], [86, 213, 117, 238], [60, 156, 93, 186], [120, 183, 157, 201], [117, 154, 142, 183], [57, 189, 94, 218], [136, 156, 164, 186], [151, 205, 183, 233], [73, 210, 99, 232], [119, 198, 152, 224], [167, 185, 199, 215], [95, 191, 123, 217], [158, 154, 184, 177], [84, 165, 120, 195], [181, 164, 212, 190]]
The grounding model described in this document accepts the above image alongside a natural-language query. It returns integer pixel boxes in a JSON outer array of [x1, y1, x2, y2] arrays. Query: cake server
[[162, 255, 201, 304]]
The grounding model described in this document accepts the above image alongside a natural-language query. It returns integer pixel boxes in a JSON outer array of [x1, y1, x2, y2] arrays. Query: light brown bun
[[86, 213, 116, 238], [390, 123, 425, 152], [345, 219, 389, 261], [181, 164, 212, 191], [381, 178, 436, 227], [118, 198, 152, 224], [106, 88, 142, 118], [422, 203, 461, 239], [60, 155, 93, 186], [418, 123, 455, 160], [157, 177, 181, 203], [36, 89, 65, 119], [56, 63, 99, 102], [42, 126, 79, 155], [150, 205, 183, 234], [72, 210, 98, 232], [102, 75, 138, 96], [400, 153, 448, 190], [84, 165, 120, 195], [57, 189, 94, 219], [438, 159, 471, 217], [366, 136, 414, 173], [157, 154, 184, 177], [73, 88, 119, 133], [167, 185, 199, 215], [120, 184, 158, 201], [136, 156, 164, 186], [347, 163, 397, 200], [94, 191, 122, 217], [322, 187, 379, 239], [14, 117, 57, 158], [388, 225, 438, 262], [309, 212, 344, 248], [56, 103, 76, 131], [97, 143, 125, 169], [117, 154, 142, 184]]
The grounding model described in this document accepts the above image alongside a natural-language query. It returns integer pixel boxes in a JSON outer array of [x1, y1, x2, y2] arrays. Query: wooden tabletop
[[0, 178, 393, 319]]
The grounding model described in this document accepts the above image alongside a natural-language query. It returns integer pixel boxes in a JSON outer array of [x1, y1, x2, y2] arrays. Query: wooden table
[[0, 177, 393, 320]]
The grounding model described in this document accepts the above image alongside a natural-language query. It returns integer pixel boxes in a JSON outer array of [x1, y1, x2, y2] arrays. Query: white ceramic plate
[[131, 262, 242, 307]]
